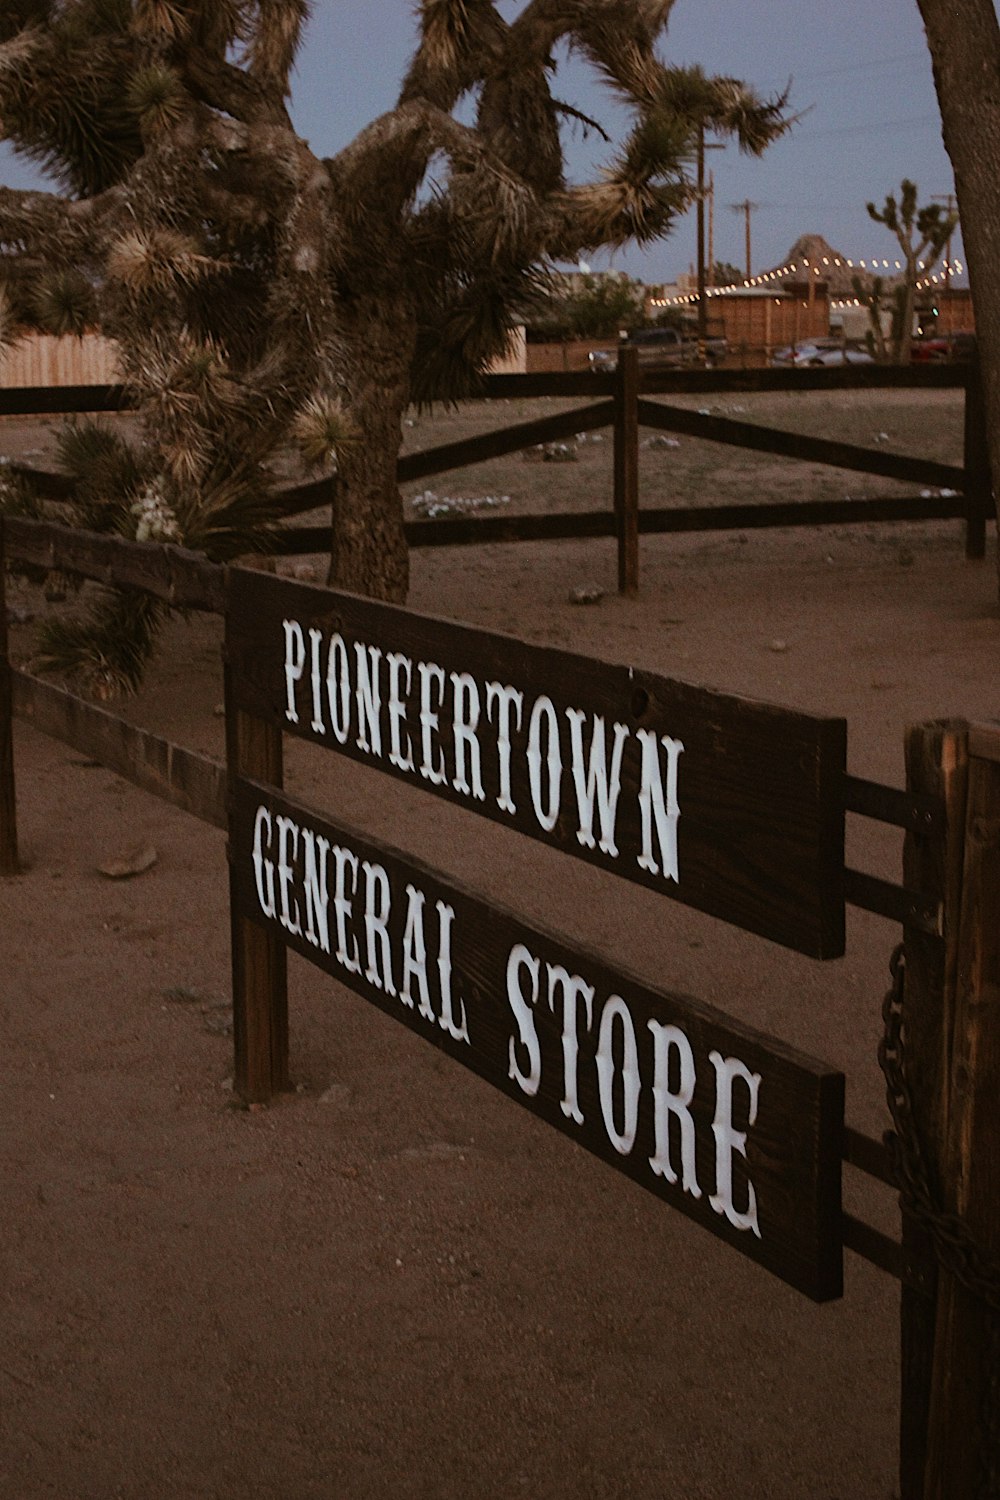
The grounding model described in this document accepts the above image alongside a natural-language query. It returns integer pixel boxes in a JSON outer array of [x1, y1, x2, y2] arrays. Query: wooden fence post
[[0, 517, 19, 875], [963, 357, 990, 562], [613, 342, 640, 595], [922, 724, 1000, 1498], [898, 721, 969, 1500], [225, 653, 288, 1104]]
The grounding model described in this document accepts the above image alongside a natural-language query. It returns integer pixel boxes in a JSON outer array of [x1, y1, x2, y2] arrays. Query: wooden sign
[[227, 570, 847, 957], [229, 777, 844, 1300]]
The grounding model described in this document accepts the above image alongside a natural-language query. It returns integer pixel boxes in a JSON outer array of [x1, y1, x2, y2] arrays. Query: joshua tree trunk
[[328, 286, 418, 601], [918, 0, 1000, 583]]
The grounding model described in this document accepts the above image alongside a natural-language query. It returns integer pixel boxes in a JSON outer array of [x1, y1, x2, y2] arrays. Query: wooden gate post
[[224, 651, 288, 1103], [922, 724, 1000, 1498], [613, 341, 640, 595], [899, 721, 970, 1500], [962, 356, 990, 562], [0, 517, 19, 875]]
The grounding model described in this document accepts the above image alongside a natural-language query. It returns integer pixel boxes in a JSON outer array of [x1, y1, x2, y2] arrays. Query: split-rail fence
[[0, 349, 990, 594], [1, 361, 997, 1496]]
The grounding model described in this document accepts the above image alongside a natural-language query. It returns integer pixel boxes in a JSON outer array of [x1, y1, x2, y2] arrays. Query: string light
[[647, 255, 966, 308]]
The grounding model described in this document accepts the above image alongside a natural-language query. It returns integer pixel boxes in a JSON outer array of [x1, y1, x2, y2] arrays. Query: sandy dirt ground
[[2, 412, 999, 1498]]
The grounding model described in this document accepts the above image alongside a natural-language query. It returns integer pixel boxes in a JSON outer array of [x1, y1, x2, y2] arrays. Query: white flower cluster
[[131, 482, 182, 544], [409, 489, 511, 520]]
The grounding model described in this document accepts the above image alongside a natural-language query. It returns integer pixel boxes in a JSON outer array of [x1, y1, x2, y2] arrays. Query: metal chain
[[879, 944, 1000, 1313], [879, 943, 1000, 1496]]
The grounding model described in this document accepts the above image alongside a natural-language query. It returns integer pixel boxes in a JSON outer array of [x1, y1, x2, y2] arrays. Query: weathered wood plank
[[225, 665, 288, 1102], [843, 774, 945, 836], [897, 723, 970, 1500], [924, 740, 1000, 1499], [2, 462, 76, 500], [0, 520, 18, 873], [5, 517, 226, 614], [842, 1213, 906, 1282], [270, 492, 967, 558], [11, 669, 227, 828], [272, 513, 617, 554], [636, 493, 966, 535], [481, 364, 965, 400], [637, 399, 966, 491], [962, 359, 991, 560], [842, 1125, 896, 1187], [614, 346, 639, 594], [230, 774, 845, 1299], [0, 384, 131, 415], [398, 401, 616, 483], [226, 568, 847, 958], [637, 364, 967, 397]]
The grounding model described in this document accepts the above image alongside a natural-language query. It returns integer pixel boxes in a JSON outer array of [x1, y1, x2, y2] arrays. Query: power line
[[784, 50, 928, 83], [792, 113, 940, 140]]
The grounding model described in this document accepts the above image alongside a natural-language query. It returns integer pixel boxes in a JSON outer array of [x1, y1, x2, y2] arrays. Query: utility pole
[[729, 198, 759, 280], [932, 192, 959, 332], [707, 171, 715, 288], [929, 190, 959, 286], [696, 127, 724, 358]]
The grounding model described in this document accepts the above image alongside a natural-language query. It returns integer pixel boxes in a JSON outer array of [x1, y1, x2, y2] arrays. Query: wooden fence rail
[[2, 356, 991, 592]]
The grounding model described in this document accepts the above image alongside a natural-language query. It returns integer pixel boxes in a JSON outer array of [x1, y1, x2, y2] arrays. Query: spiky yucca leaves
[[54, 420, 148, 533], [290, 394, 356, 470], [0, 0, 143, 195], [1, 0, 789, 686], [37, 588, 163, 698], [29, 268, 96, 335]]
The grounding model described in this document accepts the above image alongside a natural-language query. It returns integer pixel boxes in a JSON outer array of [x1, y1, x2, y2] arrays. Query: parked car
[[589, 326, 726, 371], [911, 331, 977, 363], [769, 341, 873, 368]]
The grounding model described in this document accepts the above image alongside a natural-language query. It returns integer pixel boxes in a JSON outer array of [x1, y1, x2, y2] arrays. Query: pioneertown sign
[[225, 570, 847, 1302]]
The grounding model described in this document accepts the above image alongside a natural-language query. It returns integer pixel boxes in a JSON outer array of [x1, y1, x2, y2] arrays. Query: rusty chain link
[[879, 943, 1000, 1498]]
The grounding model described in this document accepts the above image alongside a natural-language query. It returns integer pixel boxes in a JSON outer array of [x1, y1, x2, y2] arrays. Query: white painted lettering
[[275, 814, 303, 936], [252, 805, 276, 918], [354, 643, 383, 757], [418, 661, 447, 786], [485, 682, 523, 815], [308, 627, 326, 734], [325, 633, 351, 745], [506, 944, 542, 1097], [450, 672, 485, 801], [595, 995, 641, 1155], [545, 963, 594, 1124], [361, 860, 395, 994], [647, 1021, 702, 1197], [282, 618, 305, 724], [332, 845, 361, 974], [708, 1051, 762, 1238], [301, 827, 331, 952], [435, 902, 470, 1044], [386, 652, 415, 772], [636, 731, 684, 881], [527, 696, 562, 832], [566, 709, 628, 856], [400, 884, 435, 1021]]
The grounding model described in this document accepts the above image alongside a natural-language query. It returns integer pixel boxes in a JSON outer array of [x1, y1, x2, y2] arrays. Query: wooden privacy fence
[[2, 513, 999, 1497], [1, 353, 992, 596]]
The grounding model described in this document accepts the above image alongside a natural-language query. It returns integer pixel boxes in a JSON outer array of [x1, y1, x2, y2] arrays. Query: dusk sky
[[0, 0, 967, 287]]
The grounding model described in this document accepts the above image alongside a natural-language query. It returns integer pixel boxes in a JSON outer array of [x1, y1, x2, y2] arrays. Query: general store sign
[[225, 572, 846, 1299]]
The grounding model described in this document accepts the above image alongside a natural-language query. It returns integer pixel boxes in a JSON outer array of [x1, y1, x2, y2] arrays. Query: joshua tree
[[866, 179, 957, 364], [0, 0, 787, 691]]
